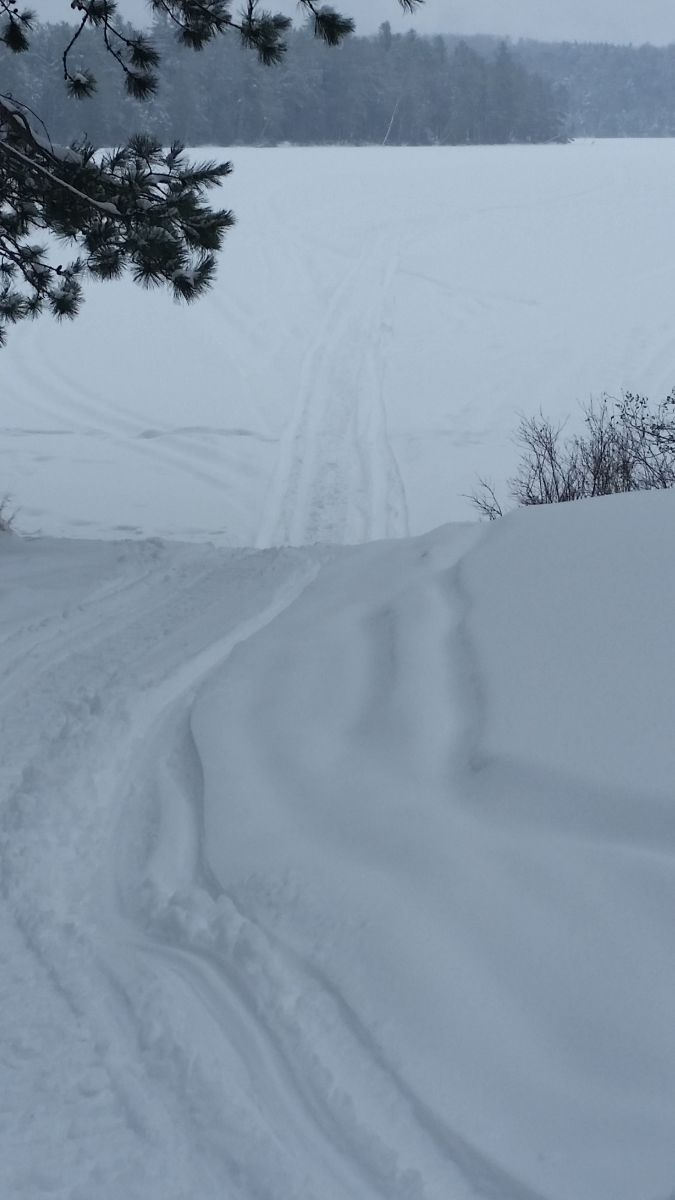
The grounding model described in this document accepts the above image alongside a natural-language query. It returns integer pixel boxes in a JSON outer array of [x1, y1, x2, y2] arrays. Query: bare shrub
[[469, 478, 504, 521], [616, 389, 675, 460], [0, 495, 16, 532], [469, 392, 675, 518]]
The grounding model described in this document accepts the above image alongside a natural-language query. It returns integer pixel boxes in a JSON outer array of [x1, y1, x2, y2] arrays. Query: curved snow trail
[[0, 537, 323, 1199], [179, 524, 551, 1200], [0, 528, 553, 1200], [255, 229, 409, 549], [6, 497, 675, 1199]]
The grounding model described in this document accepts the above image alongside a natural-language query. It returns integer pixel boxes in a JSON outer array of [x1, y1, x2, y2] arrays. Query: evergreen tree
[[513, 38, 675, 139], [448, 42, 488, 144], [0, 0, 423, 346]]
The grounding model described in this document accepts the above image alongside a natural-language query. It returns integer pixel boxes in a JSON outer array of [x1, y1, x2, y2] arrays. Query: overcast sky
[[30, 1, 675, 46]]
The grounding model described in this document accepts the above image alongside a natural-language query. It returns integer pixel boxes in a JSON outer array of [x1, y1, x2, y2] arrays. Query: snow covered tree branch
[[0, 0, 424, 345]]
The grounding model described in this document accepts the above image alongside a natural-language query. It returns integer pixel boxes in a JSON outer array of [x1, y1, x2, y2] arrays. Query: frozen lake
[[3, 139, 675, 543]]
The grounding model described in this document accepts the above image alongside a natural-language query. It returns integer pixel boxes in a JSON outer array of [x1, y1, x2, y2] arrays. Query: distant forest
[[1, 21, 564, 146], [3, 20, 675, 147], [515, 39, 675, 138]]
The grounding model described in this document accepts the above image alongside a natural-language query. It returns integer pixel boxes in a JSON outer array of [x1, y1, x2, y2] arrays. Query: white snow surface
[[4, 140, 675, 544], [2, 484, 675, 1200], [3, 139, 675, 1200]]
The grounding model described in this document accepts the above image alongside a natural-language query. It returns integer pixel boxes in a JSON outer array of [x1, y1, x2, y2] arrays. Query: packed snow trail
[[3, 488, 675, 1199], [0, 538, 325, 1199], [254, 228, 409, 547]]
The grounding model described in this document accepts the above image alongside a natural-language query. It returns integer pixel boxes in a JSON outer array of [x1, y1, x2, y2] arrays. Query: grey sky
[[29, 1, 675, 46]]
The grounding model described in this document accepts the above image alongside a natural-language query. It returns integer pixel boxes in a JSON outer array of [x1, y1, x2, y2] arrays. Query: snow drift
[[2, 484, 675, 1200]]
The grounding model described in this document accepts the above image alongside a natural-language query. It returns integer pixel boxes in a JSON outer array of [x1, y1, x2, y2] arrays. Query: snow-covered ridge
[[2, 484, 675, 1199]]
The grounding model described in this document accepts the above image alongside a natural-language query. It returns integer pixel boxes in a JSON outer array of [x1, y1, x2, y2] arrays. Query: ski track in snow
[[4, 202, 410, 549], [255, 228, 409, 548], [8, 353, 252, 507], [0, 529, 557, 1200], [0, 540, 319, 1199], [120, 535, 543, 1200], [7, 142, 675, 543], [4, 496, 675, 1199]]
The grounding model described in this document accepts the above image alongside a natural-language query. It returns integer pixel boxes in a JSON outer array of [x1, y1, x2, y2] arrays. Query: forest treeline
[[514, 39, 675, 137], [1, 21, 564, 146], [3, 20, 675, 147]]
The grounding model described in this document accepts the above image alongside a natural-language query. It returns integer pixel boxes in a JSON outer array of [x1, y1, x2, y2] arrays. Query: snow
[[3, 491, 675, 1199], [3, 140, 675, 1200], [3, 139, 675, 543]]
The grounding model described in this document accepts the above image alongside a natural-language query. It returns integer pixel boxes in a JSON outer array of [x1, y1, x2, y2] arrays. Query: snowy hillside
[[3, 484, 675, 1200], [3, 140, 675, 543]]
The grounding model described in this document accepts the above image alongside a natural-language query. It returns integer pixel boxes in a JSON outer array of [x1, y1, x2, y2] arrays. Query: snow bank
[[186, 488, 675, 1200], [2, 488, 675, 1199]]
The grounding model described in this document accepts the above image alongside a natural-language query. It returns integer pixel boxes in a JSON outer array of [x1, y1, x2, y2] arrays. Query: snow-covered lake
[[4, 139, 675, 543]]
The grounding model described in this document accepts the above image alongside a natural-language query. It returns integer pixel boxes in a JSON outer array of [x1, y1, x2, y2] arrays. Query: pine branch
[[0, 0, 424, 344], [0, 122, 120, 218], [0, 103, 235, 338]]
